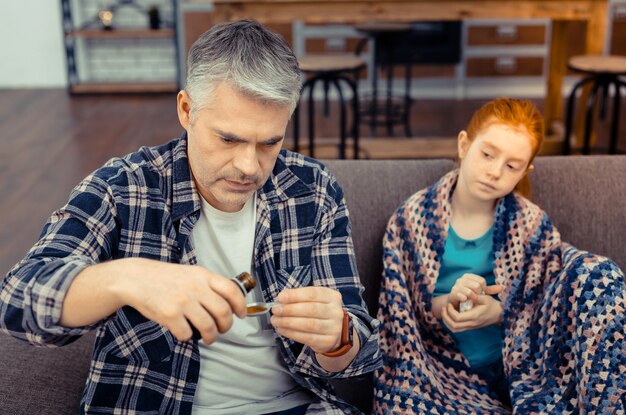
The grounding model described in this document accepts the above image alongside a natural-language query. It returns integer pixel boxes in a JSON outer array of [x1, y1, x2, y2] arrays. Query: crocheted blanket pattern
[[373, 169, 626, 414]]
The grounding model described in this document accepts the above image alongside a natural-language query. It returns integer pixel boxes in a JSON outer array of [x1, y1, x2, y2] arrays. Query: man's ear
[[457, 130, 470, 159], [177, 89, 192, 131]]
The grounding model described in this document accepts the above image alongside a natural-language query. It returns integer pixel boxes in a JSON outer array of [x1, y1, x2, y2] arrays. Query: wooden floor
[[0, 88, 624, 274]]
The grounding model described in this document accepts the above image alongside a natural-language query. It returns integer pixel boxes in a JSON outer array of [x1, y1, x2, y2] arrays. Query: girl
[[374, 98, 625, 414]]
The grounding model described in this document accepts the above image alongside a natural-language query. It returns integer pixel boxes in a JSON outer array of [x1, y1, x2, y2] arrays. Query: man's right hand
[[60, 258, 247, 345]]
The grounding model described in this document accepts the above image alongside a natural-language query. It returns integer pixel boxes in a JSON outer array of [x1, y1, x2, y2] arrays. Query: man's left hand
[[270, 286, 344, 354]]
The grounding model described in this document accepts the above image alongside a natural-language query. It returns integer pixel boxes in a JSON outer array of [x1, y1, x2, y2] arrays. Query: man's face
[[177, 82, 292, 212]]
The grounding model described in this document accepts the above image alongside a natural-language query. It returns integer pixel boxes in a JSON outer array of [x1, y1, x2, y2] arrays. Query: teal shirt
[[434, 225, 503, 367]]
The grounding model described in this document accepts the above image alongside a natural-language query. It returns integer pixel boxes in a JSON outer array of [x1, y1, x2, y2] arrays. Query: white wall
[[0, 1, 67, 88]]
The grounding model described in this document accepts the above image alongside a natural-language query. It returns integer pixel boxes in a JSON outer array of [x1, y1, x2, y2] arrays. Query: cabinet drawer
[[381, 65, 456, 79], [610, 21, 626, 55], [266, 23, 293, 46], [466, 57, 544, 77], [305, 38, 365, 53], [564, 21, 587, 75], [467, 24, 546, 46]]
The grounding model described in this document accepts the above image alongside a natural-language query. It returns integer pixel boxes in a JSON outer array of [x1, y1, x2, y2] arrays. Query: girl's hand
[[441, 294, 503, 333], [448, 273, 501, 308]]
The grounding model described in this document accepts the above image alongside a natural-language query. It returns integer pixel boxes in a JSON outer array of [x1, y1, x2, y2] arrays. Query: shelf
[[61, 0, 180, 94], [66, 28, 175, 39], [70, 82, 179, 94]]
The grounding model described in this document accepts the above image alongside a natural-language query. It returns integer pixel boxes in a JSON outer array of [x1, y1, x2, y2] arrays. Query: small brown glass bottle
[[191, 272, 256, 340], [231, 272, 256, 295]]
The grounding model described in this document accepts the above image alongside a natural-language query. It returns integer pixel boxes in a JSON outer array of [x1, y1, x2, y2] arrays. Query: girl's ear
[[458, 130, 470, 159], [526, 163, 535, 173]]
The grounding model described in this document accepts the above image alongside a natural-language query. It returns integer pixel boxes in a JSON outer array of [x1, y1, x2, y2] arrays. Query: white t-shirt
[[190, 194, 311, 415]]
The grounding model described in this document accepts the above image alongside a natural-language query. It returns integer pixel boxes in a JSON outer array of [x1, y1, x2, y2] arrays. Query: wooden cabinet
[[462, 19, 550, 83], [61, 0, 180, 94]]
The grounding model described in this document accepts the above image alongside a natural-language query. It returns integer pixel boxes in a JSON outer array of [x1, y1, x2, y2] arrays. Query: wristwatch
[[321, 309, 354, 357]]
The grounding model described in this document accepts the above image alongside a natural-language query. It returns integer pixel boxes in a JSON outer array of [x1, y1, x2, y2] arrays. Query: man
[[0, 20, 381, 414]]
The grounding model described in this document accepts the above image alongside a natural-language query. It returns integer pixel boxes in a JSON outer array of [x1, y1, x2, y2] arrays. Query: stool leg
[[404, 62, 413, 137], [308, 78, 317, 158], [563, 77, 593, 155], [338, 73, 361, 159], [334, 73, 361, 159], [332, 77, 347, 159], [386, 61, 394, 136], [351, 76, 361, 159], [370, 55, 378, 137], [292, 102, 300, 154], [599, 76, 609, 121], [563, 83, 576, 155], [583, 81, 601, 155], [352, 67, 362, 159], [323, 77, 331, 117], [609, 79, 624, 154]]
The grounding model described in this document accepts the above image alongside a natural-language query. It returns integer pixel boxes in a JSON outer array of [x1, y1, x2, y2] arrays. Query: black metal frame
[[293, 66, 364, 159], [563, 73, 626, 155], [356, 21, 462, 138], [61, 0, 78, 88]]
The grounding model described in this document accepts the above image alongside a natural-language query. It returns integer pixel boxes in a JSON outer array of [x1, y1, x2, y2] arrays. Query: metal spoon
[[246, 301, 278, 316]]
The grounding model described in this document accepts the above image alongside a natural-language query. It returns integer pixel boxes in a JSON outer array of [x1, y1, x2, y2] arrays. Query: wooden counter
[[182, 0, 609, 134]]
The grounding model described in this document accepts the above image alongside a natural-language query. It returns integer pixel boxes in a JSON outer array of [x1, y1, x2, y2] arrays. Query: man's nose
[[233, 145, 260, 178]]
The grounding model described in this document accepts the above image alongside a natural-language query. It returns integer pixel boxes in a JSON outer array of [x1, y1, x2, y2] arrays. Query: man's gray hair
[[185, 20, 303, 114]]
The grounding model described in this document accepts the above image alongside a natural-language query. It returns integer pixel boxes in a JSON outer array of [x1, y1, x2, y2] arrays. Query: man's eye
[[482, 151, 492, 159], [221, 137, 235, 144]]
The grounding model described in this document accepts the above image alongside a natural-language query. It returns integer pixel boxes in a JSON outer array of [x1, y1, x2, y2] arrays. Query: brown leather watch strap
[[321, 309, 353, 357]]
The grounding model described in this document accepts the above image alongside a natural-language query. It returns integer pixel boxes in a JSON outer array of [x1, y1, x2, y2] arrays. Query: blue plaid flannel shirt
[[0, 135, 381, 414]]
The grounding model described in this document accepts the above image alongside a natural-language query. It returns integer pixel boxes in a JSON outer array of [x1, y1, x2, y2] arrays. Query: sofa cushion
[[1, 156, 624, 415], [530, 156, 626, 269], [0, 332, 93, 414]]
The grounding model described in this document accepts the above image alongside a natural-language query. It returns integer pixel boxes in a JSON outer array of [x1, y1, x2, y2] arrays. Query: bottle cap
[[232, 272, 256, 295]]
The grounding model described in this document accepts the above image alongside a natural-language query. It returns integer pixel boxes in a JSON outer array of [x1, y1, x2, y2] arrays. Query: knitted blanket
[[373, 170, 626, 414]]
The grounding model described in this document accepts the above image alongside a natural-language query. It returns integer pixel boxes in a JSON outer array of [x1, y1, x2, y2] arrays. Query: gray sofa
[[1, 156, 625, 414]]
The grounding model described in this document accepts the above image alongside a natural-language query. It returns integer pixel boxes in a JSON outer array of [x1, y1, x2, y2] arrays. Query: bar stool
[[354, 21, 462, 138], [354, 22, 413, 138], [293, 54, 366, 159], [563, 55, 626, 155]]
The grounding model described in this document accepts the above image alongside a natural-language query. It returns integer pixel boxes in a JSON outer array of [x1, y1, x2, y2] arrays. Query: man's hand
[[118, 260, 247, 344], [61, 258, 247, 345], [269, 286, 344, 354]]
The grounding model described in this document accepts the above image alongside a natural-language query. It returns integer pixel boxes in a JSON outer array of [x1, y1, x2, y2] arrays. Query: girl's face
[[457, 122, 534, 202]]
